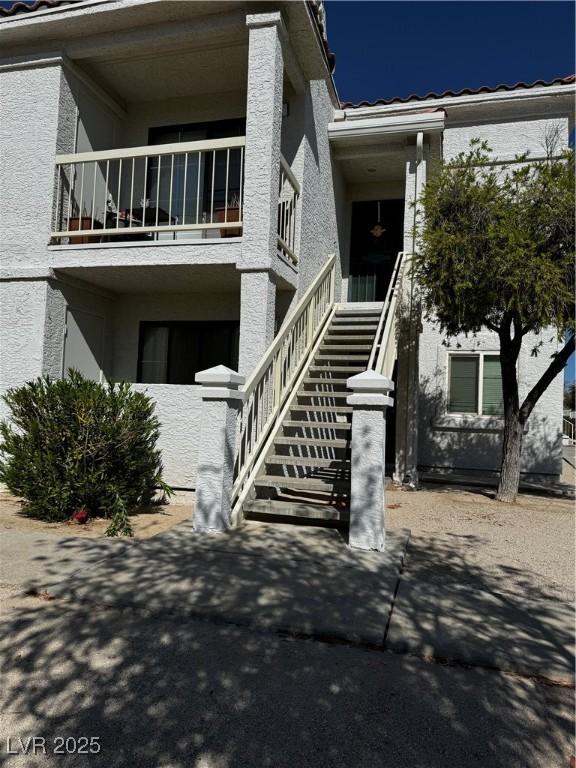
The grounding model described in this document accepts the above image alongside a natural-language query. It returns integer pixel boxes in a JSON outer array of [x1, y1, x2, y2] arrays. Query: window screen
[[481, 355, 504, 416], [448, 355, 479, 414]]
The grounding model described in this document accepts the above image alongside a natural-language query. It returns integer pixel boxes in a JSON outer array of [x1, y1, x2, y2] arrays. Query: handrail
[[563, 417, 576, 445], [232, 254, 336, 520], [279, 153, 301, 196], [55, 136, 246, 165], [368, 251, 405, 377], [242, 254, 335, 398], [277, 153, 300, 264]]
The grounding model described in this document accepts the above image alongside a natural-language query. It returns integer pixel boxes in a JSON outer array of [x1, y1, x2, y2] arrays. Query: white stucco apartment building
[[0, 1, 574, 529]]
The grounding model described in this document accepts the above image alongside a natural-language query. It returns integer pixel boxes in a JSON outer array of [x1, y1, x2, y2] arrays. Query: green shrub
[[0, 370, 172, 536]]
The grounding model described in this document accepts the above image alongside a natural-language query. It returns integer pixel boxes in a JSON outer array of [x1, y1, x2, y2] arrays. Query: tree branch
[[519, 334, 575, 423]]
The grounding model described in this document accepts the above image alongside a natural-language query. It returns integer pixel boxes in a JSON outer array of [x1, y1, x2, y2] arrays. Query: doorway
[[348, 199, 404, 302]]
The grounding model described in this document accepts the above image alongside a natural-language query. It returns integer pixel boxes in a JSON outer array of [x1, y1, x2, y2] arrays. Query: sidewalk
[[2, 487, 574, 682], [30, 521, 411, 646]]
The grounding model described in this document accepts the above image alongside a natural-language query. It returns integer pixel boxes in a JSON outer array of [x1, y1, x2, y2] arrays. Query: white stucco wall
[[287, 79, 342, 299], [0, 280, 49, 419], [0, 63, 75, 269], [418, 323, 564, 477], [132, 383, 203, 489], [418, 110, 569, 479]]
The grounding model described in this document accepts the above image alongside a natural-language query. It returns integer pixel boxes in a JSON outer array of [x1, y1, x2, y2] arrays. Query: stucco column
[[347, 371, 394, 552], [194, 365, 245, 533], [394, 138, 427, 486], [236, 13, 284, 376], [238, 269, 276, 375], [240, 11, 285, 270]]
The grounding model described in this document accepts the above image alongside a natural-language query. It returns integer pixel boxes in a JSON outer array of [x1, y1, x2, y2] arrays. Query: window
[[447, 353, 504, 416], [137, 322, 239, 385]]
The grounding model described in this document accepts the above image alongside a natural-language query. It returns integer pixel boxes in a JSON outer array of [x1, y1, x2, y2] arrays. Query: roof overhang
[[328, 110, 445, 143]]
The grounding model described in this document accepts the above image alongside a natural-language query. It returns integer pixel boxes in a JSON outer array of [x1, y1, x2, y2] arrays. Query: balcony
[[52, 138, 300, 264], [52, 137, 246, 245]]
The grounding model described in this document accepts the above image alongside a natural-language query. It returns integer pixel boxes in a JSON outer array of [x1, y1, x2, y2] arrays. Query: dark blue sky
[[326, 1, 575, 104]]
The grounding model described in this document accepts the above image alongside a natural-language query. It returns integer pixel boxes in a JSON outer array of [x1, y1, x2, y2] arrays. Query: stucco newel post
[[194, 365, 245, 533], [346, 371, 395, 552]]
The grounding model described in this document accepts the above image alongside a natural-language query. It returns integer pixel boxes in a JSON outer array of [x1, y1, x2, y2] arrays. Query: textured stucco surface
[[0, 281, 48, 420], [418, 323, 563, 477], [238, 270, 276, 375], [349, 404, 387, 551], [443, 116, 570, 162], [132, 383, 202, 489], [0, 64, 73, 268]]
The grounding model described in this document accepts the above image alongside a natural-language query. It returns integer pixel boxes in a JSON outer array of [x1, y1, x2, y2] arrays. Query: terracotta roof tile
[[341, 75, 576, 109], [0, 0, 75, 18]]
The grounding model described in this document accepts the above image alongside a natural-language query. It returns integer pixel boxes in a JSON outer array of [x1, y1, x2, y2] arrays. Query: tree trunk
[[496, 414, 524, 502], [496, 318, 523, 503]]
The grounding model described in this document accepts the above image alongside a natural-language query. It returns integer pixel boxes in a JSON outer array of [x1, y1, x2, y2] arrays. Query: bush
[[0, 370, 172, 536]]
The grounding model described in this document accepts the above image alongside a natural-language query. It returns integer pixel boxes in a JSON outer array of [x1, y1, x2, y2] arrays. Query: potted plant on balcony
[[68, 205, 103, 244], [215, 192, 242, 238]]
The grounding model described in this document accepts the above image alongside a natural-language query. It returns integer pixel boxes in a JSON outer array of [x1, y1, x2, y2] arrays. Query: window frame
[[137, 320, 240, 385], [446, 350, 503, 417]]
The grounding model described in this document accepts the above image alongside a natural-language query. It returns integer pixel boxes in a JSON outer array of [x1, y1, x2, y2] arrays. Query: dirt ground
[[386, 482, 575, 602], [0, 491, 192, 539]]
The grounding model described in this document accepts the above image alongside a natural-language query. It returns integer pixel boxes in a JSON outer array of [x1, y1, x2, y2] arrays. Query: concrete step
[[282, 420, 352, 431], [265, 455, 350, 468], [243, 499, 348, 522], [254, 476, 350, 492], [274, 436, 349, 448], [290, 405, 352, 413]]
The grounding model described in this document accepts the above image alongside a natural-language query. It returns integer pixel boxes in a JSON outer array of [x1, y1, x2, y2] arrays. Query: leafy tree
[[0, 370, 172, 535], [414, 139, 574, 502]]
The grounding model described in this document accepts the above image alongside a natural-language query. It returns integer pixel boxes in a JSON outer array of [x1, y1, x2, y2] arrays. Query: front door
[[348, 199, 404, 302]]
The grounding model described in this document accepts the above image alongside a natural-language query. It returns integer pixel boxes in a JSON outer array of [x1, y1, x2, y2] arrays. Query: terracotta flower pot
[[215, 206, 242, 238]]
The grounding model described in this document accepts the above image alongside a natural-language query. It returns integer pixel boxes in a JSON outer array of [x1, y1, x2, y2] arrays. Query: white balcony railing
[[52, 137, 245, 244], [277, 154, 300, 264]]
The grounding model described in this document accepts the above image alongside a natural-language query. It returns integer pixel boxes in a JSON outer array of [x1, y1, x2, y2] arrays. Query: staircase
[[243, 305, 382, 525]]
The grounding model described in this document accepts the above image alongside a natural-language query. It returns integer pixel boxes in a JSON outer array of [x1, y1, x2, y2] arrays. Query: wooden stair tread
[[265, 455, 350, 468]]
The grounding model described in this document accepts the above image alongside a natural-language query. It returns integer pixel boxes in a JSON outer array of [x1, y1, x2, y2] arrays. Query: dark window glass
[[147, 119, 245, 226], [137, 322, 239, 385]]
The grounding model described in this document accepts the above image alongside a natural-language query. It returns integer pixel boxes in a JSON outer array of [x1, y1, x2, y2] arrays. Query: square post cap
[[346, 370, 394, 394], [196, 366, 246, 400]]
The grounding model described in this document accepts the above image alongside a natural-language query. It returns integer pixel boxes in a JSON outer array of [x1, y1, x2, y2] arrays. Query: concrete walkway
[[34, 522, 410, 646], [2, 513, 573, 682]]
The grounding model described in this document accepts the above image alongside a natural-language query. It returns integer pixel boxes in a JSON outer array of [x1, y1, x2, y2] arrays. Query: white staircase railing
[[232, 255, 336, 518], [368, 251, 406, 377], [277, 154, 300, 264], [563, 417, 575, 446]]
